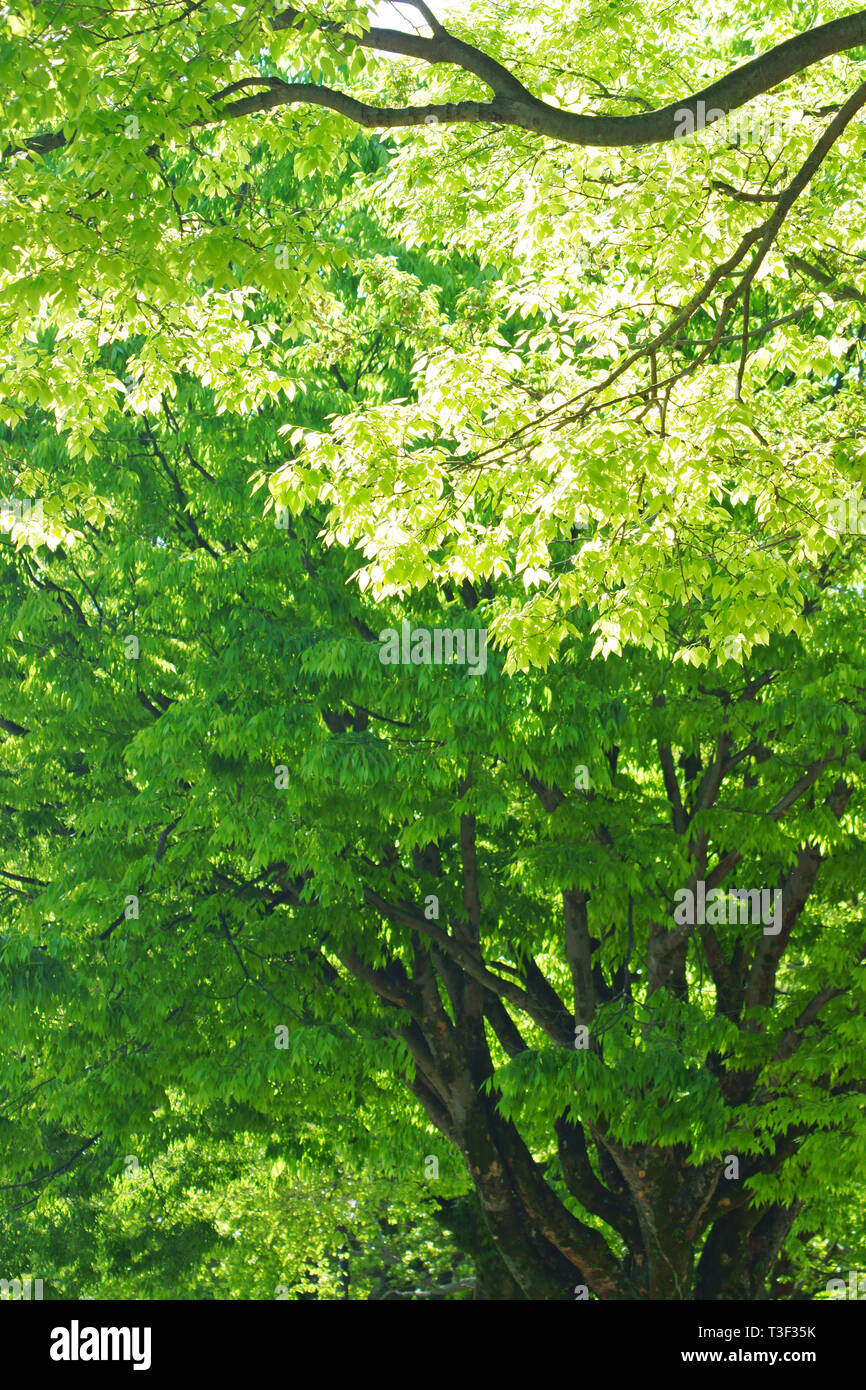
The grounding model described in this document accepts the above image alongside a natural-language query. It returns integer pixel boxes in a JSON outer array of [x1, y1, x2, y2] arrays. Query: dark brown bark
[[17, 8, 866, 158]]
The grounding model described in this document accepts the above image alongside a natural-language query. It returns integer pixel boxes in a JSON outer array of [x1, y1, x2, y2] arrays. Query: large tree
[[2, 1, 866, 1300]]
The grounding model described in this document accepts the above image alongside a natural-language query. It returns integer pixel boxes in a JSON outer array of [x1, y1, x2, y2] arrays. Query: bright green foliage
[[1, 0, 866, 1300], [1, 1095, 472, 1300]]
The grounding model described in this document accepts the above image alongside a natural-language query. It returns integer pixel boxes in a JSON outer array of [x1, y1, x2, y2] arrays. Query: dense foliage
[[1, 0, 866, 1299]]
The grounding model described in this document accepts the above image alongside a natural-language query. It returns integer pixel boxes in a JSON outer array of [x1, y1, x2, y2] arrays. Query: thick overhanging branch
[[270, 5, 866, 148], [214, 81, 496, 131], [16, 7, 866, 158]]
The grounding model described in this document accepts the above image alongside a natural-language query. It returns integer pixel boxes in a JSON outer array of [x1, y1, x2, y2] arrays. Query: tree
[[1, 0, 865, 1300], [0, 1090, 477, 1301]]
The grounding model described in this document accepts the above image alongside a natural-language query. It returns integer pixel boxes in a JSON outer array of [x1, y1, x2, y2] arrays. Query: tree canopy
[[1, 0, 866, 1301]]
